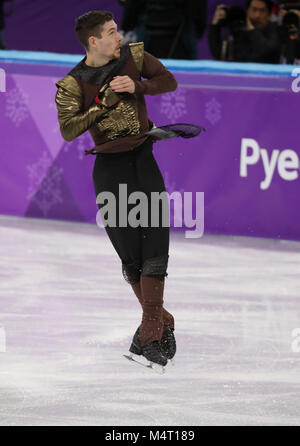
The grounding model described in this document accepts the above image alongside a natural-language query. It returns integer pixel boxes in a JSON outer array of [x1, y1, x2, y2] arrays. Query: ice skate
[[130, 326, 176, 363], [124, 328, 168, 374], [160, 328, 176, 365]]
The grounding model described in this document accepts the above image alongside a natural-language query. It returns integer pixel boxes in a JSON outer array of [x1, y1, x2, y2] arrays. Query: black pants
[[92, 138, 170, 284]]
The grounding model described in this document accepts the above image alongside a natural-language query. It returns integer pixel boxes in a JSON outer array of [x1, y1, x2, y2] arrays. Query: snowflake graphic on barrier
[[160, 88, 187, 121], [49, 101, 60, 134], [27, 152, 63, 216], [164, 171, 177, 194], [205, 97, 222, 125], [48, 101, 56, 111], [5, 86, 29, 127], [76, 132, 94, 160], [52, 122, 60, 134], [27, 152, 52, 200]]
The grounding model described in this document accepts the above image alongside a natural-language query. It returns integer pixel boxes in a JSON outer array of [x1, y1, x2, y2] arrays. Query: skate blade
[[123, 353, 166, 375]]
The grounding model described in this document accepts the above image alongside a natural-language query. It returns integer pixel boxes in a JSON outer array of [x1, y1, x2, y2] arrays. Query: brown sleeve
[[134, 51, 178, 96]]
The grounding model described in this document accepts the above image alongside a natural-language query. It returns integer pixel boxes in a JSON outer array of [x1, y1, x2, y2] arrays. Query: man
[[0, 0, 13, 49], [208, 0, 281, 63], [55, 11, 177, 369]]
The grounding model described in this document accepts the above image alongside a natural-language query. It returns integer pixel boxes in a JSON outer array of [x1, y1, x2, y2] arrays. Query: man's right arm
[[208, 24, 223, 60], [55, 75, 110, 142], [208, 4, 227, 60], [238, 23, 281, 64]]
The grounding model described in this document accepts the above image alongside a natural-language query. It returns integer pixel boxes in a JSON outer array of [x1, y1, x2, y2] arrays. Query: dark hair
[[75, 10, 114, 50], [246, 0, 273, 13]]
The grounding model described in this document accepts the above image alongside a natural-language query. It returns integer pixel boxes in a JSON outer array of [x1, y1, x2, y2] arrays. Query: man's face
[[90, 20, 123, 59], [247, 0, 270, 28]]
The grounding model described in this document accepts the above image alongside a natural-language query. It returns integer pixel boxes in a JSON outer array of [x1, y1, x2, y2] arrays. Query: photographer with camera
[[208, 0, 281, 63], [277, 0, 300, 63]]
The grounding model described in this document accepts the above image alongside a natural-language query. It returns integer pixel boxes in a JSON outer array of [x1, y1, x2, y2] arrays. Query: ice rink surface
[[0, 214, 299, 426]]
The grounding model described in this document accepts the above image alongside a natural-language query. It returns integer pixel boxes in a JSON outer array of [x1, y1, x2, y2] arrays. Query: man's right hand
[[212, 4, 227, 25], [278, 5, 287, 25]]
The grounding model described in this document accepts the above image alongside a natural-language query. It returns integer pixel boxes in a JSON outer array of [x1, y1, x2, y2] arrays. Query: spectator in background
[[121, 0, 207, 60], [120, 0, 147, 43], [208, 0, 281, 63], [277, 2, 300, 63], [0, 0, 13, 49]]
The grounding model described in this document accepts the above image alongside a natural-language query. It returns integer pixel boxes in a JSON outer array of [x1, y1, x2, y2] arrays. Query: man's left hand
[[290, 9, 300, 20], [110, 76, 135, 94], [246, 17, 255, 31]]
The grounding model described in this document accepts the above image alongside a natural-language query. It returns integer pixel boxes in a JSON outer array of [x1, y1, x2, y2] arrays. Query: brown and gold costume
[[55, 42, 177, 154], [55, 43, 177, 348]]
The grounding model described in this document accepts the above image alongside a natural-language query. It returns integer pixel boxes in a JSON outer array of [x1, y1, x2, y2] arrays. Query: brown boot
[[138, 275, 165, 347], [131, 281, 174, 331]]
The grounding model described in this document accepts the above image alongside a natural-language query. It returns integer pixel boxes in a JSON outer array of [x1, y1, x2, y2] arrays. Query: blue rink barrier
[[0, 49, 298, 77]]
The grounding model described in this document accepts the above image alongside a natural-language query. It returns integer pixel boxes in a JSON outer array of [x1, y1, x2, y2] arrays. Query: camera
[[278, 1, 300, 63], [278, 1, 300, 11], [219, 5, 247, 34], [279, 1, 300, 37]]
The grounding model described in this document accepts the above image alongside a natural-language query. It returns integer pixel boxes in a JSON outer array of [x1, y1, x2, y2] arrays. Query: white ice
[[0, 214, 300, 426]]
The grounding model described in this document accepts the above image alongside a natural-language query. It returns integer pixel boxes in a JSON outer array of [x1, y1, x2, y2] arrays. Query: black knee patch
[[141, 254, 169, 278], [122, 259, 141, 284]]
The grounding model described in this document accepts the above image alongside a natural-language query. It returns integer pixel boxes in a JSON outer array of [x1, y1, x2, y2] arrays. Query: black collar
[[68, 44, 131, 86]]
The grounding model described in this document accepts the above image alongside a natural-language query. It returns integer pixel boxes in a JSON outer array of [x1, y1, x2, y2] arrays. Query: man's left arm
[[243, 23, 281, 63], [133, 51, 178, 95]]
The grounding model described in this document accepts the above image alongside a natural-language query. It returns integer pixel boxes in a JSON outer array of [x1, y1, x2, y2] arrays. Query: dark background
[[4, 0, 244, 58]]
